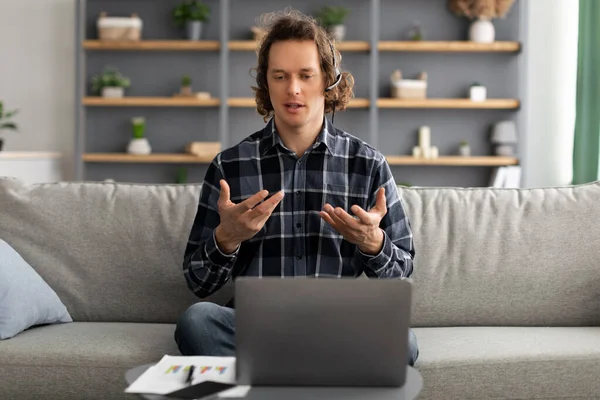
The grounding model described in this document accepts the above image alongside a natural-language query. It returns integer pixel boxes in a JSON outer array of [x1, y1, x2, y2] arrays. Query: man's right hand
[[214, 179, 284, 254]]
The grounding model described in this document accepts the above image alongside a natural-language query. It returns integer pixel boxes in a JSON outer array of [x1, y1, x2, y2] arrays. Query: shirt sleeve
[[357, 156, 415, 279], [182, 154, 239, 298]]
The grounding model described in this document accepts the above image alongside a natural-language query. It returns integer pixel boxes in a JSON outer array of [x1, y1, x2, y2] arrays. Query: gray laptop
[[234, 277, 412, 387]]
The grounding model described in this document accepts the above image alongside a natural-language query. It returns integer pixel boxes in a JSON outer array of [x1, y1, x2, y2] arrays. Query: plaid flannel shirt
[[183, 117, 415, 299]]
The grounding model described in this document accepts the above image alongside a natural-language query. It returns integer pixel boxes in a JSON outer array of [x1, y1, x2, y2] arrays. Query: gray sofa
[[1, 176, 599, 399]]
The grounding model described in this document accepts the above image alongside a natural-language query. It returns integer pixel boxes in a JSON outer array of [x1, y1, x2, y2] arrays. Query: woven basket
[[97, 12, 142, 41], [391, 84, 427, 99], [390, 70, 428, 99]]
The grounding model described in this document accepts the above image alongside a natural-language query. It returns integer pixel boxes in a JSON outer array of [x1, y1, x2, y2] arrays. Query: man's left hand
[[319, 187, 387, 255]]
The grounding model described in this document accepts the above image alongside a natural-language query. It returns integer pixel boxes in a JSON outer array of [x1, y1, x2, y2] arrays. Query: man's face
[[266, 39, 326, 132]]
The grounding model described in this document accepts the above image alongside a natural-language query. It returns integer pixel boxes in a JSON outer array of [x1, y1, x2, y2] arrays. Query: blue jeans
[[174, 302, 419, 367]]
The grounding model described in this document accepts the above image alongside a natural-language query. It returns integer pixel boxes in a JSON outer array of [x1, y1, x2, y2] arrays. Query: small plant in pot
[[180, 75, 193, 96], [0, 101, 19, 152], [173, 0, 210, 41], [469, 82, 487, 101], [459, 139, 471, 156], [127, 117, 152, 155], [316, 5, 350, 41], [91, 67, 131, 98]]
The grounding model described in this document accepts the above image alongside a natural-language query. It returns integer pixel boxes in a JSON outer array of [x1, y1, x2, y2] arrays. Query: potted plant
[[316, 6, 350, 41], [175, 167, 188, 184], [91, 67, 131, 98], [0, 101, 18, 152], [407, 21, 423, 41], [447, 0, 516, 43], [173, 1, 210, 41], [127, 117, 151, 155], [470, 82, 487, 101], [459, 140, 471, 156], [180, 75, 193, 96]]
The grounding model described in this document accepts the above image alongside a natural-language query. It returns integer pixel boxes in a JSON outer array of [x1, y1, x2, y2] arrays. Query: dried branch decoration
[[448, 0, 516, 20]]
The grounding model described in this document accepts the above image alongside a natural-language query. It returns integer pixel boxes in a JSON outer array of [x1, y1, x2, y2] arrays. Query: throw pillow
[[0, 238, 72, 339]]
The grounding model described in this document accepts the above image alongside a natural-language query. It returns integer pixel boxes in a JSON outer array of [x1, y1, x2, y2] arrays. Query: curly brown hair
[[250, 8, 355, 122]]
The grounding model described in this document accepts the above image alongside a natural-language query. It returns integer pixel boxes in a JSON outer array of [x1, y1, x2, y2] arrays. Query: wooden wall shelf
[[82, 97, 220, 107], [227, 97, 370, 108], [82, 153, 216, 163], [75, 0, 526, 185], [82, 40, 220, 51], [385, 156, 519, 166], [228, 40, 371, 52], [81, 97, 518, 109], [82, 40, 519, 53], [82, 153, 517, 167], [378, 41, 521, 52], [377, 99, 520, 109]]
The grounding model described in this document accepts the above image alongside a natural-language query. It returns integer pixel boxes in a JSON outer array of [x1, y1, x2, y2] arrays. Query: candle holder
[[412, 126, 439, 159]]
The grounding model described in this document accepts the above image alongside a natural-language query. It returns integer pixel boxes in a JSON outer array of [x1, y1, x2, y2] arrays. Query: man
[[175, 9, 419, 366]]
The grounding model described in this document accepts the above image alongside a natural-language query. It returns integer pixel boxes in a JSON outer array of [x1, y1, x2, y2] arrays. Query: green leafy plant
[[176, 167, 189, 184], [131, 117, 146, 139], [181, 75, 192, 87], [316, 6, 349, 27], [471, 82, 483, 86], [91, 67, 131, 94], [173, 1, 211, 27], [460, 139, 469, 146], [0, 101, 19, 132], [408, 22, 423, 41]]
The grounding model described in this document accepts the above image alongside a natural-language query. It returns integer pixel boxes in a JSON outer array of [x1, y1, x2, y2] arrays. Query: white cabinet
[[0, 152, 63, 184]]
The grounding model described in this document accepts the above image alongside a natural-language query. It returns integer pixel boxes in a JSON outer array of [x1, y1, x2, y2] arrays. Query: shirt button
[[296, 222, 301, 228], [296, 255, 302, 260], [296, 191, 301, 196]]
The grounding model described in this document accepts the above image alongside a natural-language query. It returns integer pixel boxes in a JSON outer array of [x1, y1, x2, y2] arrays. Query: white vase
[[329, 25, 346, 41], [127, 138, 151, 155], [102, 87, 124, 98], [459, 145, 471, 156], [186, 21, 203, 41], [470, 86, 487, 101], [469, 18, 495, 43]]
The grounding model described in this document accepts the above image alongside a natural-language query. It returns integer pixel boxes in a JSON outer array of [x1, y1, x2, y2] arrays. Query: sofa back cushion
[[0, 178, 231, 324], [400, 181, 600, 327], [2, 177, 599, 327]]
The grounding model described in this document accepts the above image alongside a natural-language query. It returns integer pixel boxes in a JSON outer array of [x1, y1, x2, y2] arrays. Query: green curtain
[[572, 0, 600, 184]]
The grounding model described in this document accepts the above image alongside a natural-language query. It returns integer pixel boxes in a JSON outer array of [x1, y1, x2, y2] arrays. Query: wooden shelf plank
[[227, 97, 370, 108], [377, 98, 520, 109], [83, 97, 220, 107], [82, 97, 516, 109], [82, 40, 220, 51], [228, 41, 370, 51], [82, 153, 215, 163], [385, 156, 519, 166], [82, 40, 519, 53], [378, 41, 521, 52], [82, 153, 517, 167], [335, 41, 371, 51]]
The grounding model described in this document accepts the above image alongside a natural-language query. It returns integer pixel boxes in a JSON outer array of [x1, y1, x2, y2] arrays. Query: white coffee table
[[125, 363, 423, 400]]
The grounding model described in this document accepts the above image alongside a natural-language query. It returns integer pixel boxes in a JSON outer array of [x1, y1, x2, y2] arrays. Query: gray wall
[[79, 0, 524, 187]]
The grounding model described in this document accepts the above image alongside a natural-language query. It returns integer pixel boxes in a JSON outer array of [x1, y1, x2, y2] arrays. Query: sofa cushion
[[0, 178, 232, 324], [0, 238, 72, 339], [0, 322, 179, 400], [414, 326, 600, 399], [399, 181, 600, 327]]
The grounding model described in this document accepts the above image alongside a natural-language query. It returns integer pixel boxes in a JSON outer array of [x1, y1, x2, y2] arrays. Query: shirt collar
[[261, 116, 335, 156]]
